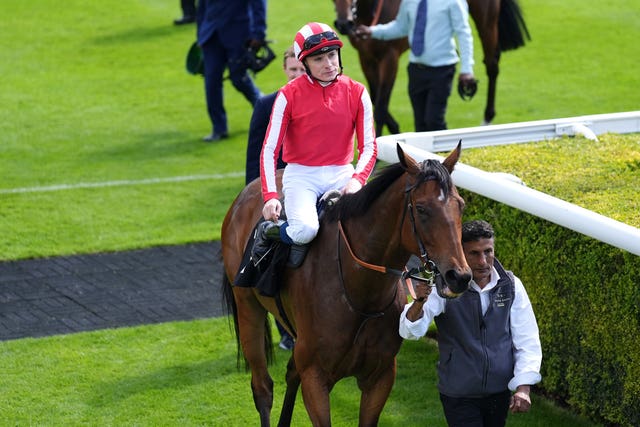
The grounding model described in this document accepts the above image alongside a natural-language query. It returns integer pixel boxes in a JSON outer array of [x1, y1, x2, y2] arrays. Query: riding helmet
[[293, 22, 343, 62]]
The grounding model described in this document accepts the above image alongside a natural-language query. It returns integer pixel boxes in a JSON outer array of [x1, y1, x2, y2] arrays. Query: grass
[[1, 0, 639, 260], [0, 317, 600, 426]]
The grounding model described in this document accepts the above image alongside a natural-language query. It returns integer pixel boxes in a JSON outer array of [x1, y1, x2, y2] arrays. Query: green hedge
[[453, 134, 640, 424], [460, 190, 640, 426]]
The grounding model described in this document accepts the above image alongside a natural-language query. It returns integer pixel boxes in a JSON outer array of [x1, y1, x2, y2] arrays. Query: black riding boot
[[251, 221, 283, 266], [251, 221, 309, 268]]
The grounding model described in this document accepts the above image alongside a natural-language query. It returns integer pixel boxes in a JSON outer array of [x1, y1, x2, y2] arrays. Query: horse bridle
[[335, 172, 441, 343], [337, 172, 442, 290]]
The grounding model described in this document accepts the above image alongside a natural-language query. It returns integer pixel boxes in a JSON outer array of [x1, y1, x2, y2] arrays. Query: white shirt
[[399, 266, 543, 391]]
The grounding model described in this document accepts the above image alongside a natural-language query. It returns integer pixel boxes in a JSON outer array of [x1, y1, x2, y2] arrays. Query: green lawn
[[0, 318, 600, 426], [1, 0, 638, 260]]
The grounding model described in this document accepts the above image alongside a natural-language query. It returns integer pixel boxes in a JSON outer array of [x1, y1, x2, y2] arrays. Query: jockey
[[254, 22, 377, 266]]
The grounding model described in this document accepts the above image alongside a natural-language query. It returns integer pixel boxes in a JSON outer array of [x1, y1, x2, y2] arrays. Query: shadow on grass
[[82, 130, 214, 163], [89, 353, 239, 407], [92, 25, 178, 45]]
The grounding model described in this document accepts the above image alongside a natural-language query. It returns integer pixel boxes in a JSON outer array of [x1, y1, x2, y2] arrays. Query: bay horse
[[333, 0, 530, 133], [221, 143, 472, 426]]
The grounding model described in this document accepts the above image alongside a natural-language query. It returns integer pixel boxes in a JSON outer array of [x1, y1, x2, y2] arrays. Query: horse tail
[[221, 272, 243, 369], [221, 267, 275, 370], [498, 0, 531, 51]]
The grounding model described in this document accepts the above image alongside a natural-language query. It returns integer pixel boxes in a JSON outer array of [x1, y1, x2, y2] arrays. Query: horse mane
[[324, 159, 452, 223]]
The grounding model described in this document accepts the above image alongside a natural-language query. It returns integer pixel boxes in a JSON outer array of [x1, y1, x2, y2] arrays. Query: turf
[[1, 0, 638, 260]]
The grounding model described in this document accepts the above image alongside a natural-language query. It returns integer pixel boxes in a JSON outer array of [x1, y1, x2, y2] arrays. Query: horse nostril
[[444, 269, 471, 292]]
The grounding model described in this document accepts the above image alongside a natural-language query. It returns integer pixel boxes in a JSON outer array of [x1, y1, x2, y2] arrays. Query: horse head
[[334, 0, 355, 35], [397, 142, 472, 298]]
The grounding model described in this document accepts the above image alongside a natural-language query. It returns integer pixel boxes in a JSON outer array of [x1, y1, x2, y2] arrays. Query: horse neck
[[341, 181, 409, 272]]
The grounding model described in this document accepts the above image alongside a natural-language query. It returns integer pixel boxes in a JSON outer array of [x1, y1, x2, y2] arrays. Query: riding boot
[[252, 220, 312, 268], [251, 221, 282, 265], [287, 244, 309, 268]]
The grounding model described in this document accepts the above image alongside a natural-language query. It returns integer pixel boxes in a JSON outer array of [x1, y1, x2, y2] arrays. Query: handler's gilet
[[434, 259, 515, 397]]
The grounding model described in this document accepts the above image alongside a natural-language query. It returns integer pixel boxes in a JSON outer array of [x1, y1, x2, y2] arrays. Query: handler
[[401, 220, 542, 426]]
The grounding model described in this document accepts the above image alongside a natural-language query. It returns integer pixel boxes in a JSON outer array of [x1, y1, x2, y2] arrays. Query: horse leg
[[276, 356, 301, 427], [483, 51, 500, 125], [469, 0, 501, 125], [376, 50, 402, 135], [358, 56, 386, 137], [234, 287, 275, 426], [299, 367, 333, 427], [357, 361, 397, 426]]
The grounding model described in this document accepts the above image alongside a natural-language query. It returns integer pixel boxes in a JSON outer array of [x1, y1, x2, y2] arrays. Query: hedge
[[457, 135, 640, 426]]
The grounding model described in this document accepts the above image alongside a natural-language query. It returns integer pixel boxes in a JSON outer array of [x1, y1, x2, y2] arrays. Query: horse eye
[[415, 205, 428, 215]]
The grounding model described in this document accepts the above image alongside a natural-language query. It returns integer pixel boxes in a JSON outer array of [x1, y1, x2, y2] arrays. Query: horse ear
[[442, 140, 462, 173], [396, 143, 420, 173]]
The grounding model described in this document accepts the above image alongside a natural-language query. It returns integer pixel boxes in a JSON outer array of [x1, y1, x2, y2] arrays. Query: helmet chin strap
[[304, 51, 344, 84]]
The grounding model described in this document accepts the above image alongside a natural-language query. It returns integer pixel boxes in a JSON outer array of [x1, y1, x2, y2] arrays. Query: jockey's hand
[[262, 199, 282, 222], [342, 178, 362, 194]]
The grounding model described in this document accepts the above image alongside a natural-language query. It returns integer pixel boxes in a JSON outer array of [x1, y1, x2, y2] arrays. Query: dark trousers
[[181, 0, 196, 17], [407, 63, 455, 132], [202, 33, 261, 134], [439, 390, 511, 427]]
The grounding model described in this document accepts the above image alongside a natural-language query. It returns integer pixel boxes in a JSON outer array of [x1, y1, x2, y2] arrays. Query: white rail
[[375, 113, 640, 256], [384, 111, 640, 153]]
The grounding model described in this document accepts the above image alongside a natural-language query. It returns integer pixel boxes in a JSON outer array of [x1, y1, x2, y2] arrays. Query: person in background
[[174, 0, 196, 25], [400, 220, 542, 427], [196, 0, 266, 142], [355, 0, 475, 131], [245, 46, 305, 351], [253, 22, 377, 266], [245, 47, 305, 185]]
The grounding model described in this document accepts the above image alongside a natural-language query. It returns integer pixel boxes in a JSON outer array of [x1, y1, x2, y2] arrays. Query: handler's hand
[[413, 281, 432, 302], [354, 25, 371, 39], [262, 199, 282, 222], [342, 178, 362, 194], [509, 386, 532, 413]]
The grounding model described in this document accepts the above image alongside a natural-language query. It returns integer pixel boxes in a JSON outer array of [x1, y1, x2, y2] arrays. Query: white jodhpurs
[[281, 163, 354, 244]]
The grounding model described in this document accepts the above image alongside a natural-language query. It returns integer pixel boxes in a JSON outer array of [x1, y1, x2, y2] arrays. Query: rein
[[336, 221, 399, 345], [338, 221, 404, 277], [352, 0, 385, 26], [370, 0, 385, 26]]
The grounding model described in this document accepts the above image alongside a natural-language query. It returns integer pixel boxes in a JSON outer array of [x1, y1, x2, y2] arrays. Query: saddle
[[233, 190, 341, 297]]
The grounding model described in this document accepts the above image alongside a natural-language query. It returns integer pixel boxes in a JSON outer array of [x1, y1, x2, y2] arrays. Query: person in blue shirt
[[196, 0, 267, 142], [355, 0, 476, 131], [400, 220, 542, 426]]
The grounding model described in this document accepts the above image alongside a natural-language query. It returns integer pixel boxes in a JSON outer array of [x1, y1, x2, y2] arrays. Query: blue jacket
[[196, 0, 267, 47]]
